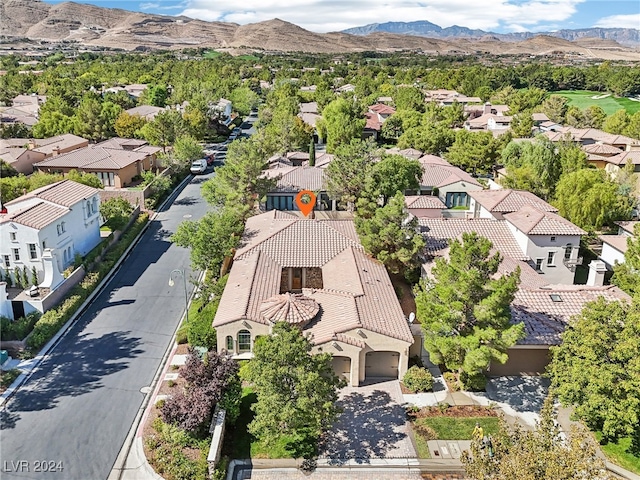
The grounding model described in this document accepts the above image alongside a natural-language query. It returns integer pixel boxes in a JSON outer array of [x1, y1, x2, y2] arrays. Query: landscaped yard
[[595, 432, 640, 474], [225, 387, 300, 459], [408, 404, 500, 459], [553, 90, 640, 115]]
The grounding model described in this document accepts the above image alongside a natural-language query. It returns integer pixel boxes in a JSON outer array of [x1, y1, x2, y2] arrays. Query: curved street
[[0, 172, 213, 480]]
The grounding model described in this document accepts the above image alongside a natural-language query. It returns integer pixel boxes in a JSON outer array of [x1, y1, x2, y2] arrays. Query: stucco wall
[[600, 242, 625, 268]]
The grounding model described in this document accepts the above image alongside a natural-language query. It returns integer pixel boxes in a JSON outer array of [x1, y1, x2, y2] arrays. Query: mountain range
[[342, 20, 640, 47], [1, 0, 639, 61]]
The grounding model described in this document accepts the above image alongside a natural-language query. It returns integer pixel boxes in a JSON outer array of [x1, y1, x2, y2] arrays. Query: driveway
[[320, 379, 416, 463]]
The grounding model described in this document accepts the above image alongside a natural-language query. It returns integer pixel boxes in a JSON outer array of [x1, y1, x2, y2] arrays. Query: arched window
[[564, 244, 572, 260], [237, 330, 251, 352], [86, 201, 91, 216], [226, 335, 233, 351]]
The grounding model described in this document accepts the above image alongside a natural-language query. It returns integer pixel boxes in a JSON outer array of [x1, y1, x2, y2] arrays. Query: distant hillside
[[342, 21, 640, 47], [1, 0, 638, 60]]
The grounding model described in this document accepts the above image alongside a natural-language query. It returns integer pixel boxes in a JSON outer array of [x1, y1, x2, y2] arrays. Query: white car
[[190, 159, 207, 174]]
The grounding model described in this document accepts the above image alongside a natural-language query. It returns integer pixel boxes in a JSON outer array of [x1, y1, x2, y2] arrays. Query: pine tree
[[308, 138, 315, 166], [415, 232, 523, 382]]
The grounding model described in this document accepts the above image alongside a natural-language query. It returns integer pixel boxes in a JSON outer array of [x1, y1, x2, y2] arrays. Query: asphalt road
[[0, 172, 213, 480]]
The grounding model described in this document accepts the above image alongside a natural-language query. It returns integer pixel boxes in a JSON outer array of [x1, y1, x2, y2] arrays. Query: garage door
[[332, 356, 351, 381], [365, 351, 399, 379]]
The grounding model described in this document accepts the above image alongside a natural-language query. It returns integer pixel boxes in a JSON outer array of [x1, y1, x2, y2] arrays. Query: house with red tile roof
[[417, 155, 483, 210], [363, 103, 396, 140], [262, 165, 335, 211], [0, 180, 101, 291], [418, 214, 628, 375], [212, 211, 414, 386]]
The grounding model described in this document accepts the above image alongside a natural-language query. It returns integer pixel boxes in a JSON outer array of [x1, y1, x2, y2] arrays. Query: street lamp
[[169, 268, 188, 323]]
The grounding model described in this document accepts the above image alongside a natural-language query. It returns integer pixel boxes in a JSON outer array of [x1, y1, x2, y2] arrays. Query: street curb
[[0, 174, 193, 409]]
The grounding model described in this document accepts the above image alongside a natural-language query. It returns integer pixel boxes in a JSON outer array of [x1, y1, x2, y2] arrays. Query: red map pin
[[295, 190, 316, 217]]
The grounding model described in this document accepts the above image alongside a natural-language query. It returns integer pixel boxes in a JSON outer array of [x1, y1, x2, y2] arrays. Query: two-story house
[[599, 220, 638, 268], [262, 165, 333, 211], [417, 155, 484, 210], [0, 180, 101, 285], [466, 189, 585, 284]]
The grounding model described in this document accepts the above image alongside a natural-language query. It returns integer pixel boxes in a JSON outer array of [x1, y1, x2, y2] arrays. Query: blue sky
[[44, 0, 640, 33]]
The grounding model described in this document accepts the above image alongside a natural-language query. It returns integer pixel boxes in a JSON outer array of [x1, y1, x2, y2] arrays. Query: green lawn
[[413, 429, 431, 458], [553, 90, 640, 115], [414, 416, 500, 440], [203, 50, 221, 59], [227, 388, 301, 459], [595, 432, 640, 474]]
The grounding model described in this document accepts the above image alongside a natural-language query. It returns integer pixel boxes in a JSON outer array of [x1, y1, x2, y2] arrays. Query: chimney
[[0, 282, 13, 320], [27, 139, 36, 150], [483, 102, 491, 115], [586, 260, 607, 287], [40, 248, 64, 291], [54, 146, 61, 156]]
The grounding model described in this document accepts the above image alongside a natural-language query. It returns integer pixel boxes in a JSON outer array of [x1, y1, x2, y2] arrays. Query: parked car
[[190, 159, 207, 174]]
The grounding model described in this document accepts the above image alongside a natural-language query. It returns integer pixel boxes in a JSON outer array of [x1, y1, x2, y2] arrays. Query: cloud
[[177, 0, 585, 33], [140, 1, 186, 11], [594, 13, 640, 29]]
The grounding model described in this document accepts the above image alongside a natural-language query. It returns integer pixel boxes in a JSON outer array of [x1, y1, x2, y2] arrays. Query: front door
[[292, 268, 302, 290]]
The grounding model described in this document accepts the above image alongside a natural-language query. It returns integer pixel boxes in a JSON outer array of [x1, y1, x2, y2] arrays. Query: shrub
[[443, 372, 460, 391], [403, 366, 434, 393], [175, 324, 188, 344], [187, 300, 218, 350], [0, 311, 41, 341], [460, 372, 487, 391]]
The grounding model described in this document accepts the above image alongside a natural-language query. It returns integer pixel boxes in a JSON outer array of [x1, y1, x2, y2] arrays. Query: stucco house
[[599, 220, 638, 268], [0, 134, 89, 174], [262, 165, 334, 211], [0, 180, 101, 285], [419, 214, 627, 376], [212, 211, 414, 386], [417, 155, 483, 209], [34, 140, 158, 188], [363, 103, 396, 140], [124, 105, 165, 121]]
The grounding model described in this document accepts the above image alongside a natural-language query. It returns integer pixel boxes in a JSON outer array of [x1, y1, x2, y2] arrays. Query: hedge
[[26, 214, 149, 352]]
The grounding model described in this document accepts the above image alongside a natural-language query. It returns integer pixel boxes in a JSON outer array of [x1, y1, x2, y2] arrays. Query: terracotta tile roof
[[418, 154, 451, 166], [386, 147, 423, 160], [314, 152, 334, 168], [365, 112, 382, 131], [582, 143, 623, 156], [299, 102, 318, 114], [469, 189, 558, 213], [504, 205, 586, 236], [405, 195, 446, 209], [604, 150, 640, 166], [369, 103, 396, 115], [214, 212, 413, 344], [0, 201, 68, 229], [512, 285, 630, 345], [419, 162, 482, 189], [264, 165, 326, 192], [34, 146, 148, 171], [96, 138, 148, 149], [531, 113, 549, 122], [615, 221, 639, 235], [599, 235, 629, 254], [5, 180, 99, 208], [31, 134, 87, 155], [419, 217, 527, 260], [124, 105, 164, 120]]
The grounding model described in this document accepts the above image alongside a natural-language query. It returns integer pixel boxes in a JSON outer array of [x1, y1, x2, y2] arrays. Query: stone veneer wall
[[305, 267, 323, 289], [279, 268, 289, 293]]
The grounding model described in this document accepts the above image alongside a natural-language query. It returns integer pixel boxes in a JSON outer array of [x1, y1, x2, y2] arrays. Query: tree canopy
[[170, 206, 244, 276], [612, 224, 640, 296], [355, 192, 425, 275], [548, 295, 640, 442], [415, 232, 523, 381], [461, 396, 614, 479], [316, 97, 365, 153], [553, 168, 633, 231], [244, 322, 344, 457]]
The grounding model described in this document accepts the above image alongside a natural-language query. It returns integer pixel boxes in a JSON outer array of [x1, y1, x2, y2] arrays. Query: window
[[42, 241, 46, 249], [86, 201, 92, 216], [226, 335, 233, 351], [535, 258, 543, 271], [12, 248, 20, 262], [445, 192, 469, 208], [3, 255, 9, 268], [28, 244, 37, 260], [547, 251, 555, 266], [266, 195, 294, 211], [550, 236, 556, 242], [97, 172, 115, 187], [57, 222, 66, 236], [550, 294, 563, 302], [564, 244, 572, 260], [9, 232, 17, 242], [237, 330, 251, 352]]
